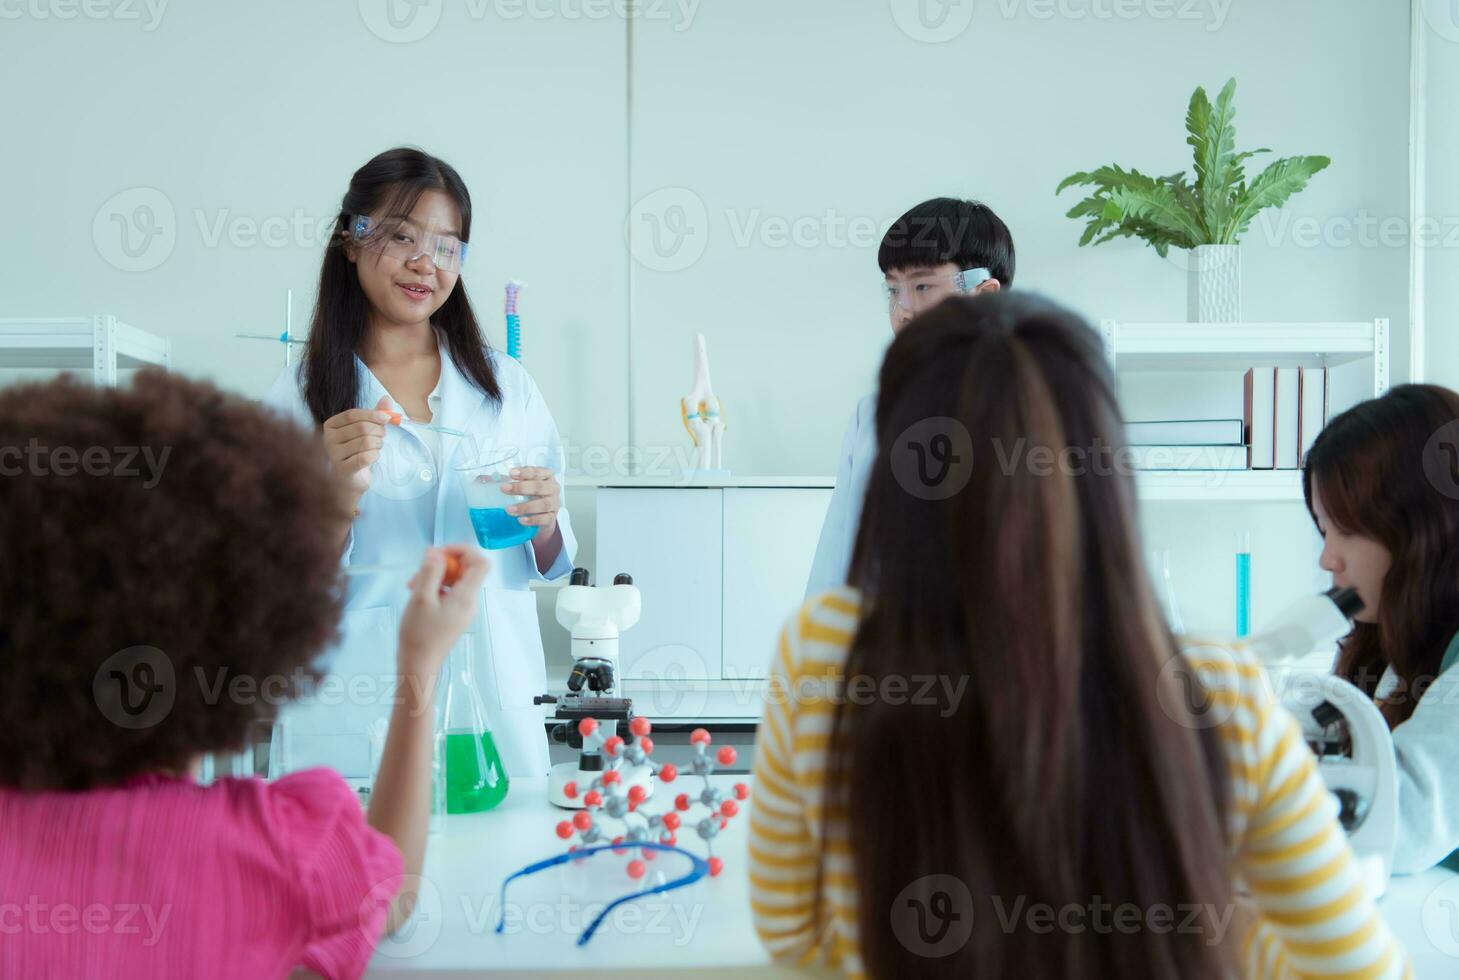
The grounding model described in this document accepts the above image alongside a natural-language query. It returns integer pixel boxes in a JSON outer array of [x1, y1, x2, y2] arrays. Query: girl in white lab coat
[[1304, 384, 1459, 873], [265, 147, 577, 780]]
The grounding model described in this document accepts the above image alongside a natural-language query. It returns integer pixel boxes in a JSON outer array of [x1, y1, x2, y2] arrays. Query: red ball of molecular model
[[553, 717, 750, 879]]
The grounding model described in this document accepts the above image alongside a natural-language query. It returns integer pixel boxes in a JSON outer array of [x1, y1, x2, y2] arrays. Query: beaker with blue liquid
[[456, 448, 539, 551]]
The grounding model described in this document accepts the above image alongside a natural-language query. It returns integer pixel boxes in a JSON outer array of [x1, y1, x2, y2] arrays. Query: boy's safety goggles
[[883, 266, 992, 313], [349, 214, 469, 273]]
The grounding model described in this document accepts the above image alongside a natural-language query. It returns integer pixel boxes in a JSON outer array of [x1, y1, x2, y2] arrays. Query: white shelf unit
[[0, 316, 172, 384], [1100, 320, 1390, 502]]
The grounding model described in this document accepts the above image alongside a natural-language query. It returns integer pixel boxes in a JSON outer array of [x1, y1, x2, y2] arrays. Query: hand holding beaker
[[500, 465, 562, 539], [455, 448, 547, 550]]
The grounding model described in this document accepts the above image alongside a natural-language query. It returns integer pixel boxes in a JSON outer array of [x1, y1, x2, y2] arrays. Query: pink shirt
[[0, 768, 403, 979]]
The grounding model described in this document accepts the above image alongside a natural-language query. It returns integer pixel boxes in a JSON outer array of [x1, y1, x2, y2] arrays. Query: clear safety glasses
[[349, 214, 469, 273], [883, 266, 992, 314], [496, 842, 709, 945]]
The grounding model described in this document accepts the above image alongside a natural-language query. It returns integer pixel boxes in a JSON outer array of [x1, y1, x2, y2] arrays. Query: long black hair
[[301, 147, 501, 423], [1303, 384, 1459, 726], [823, 292, 1233, 977]]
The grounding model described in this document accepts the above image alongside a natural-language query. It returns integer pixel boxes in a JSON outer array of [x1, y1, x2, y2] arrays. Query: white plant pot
[[1187, 243, 1242, 322]]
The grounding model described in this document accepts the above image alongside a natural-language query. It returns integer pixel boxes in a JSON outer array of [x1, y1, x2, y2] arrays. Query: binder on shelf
[[1275, 368, 1301, 470], [1126, 419, 1244, 446], [1244, 368, 1277, 470], [1298, 367, 1330, 466]]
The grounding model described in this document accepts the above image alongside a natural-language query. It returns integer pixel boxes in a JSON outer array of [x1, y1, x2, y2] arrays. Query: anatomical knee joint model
[[681, 333, 726, 473]]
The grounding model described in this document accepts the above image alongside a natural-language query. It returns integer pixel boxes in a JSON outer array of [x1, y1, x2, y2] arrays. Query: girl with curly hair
[[0, 370, 487, 978]]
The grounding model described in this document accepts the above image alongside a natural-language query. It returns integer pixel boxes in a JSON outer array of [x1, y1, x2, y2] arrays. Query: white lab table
[[365, 775, 812, 978], [1382, 866, 1459, 977], [366, 776, 1458, 978]]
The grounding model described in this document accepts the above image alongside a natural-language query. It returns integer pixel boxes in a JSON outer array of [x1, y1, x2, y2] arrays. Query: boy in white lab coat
[[804, 197, 1015, 598]]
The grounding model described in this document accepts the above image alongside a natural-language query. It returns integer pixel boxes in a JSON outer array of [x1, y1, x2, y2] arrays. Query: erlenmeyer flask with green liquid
[[441, 642, 509, 813]]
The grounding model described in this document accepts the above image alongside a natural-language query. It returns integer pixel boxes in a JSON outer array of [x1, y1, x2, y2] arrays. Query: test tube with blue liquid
[[455, 447, 539, 551], [1235, 531, 1252, 638]]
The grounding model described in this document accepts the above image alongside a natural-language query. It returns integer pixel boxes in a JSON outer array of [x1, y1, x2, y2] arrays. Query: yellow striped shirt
[[748, 587, 1412, 979]]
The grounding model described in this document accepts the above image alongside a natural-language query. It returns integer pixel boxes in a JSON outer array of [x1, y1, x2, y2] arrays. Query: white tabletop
[[366, 776, 1458, 977], [1381, 866, 1459, 977], [365, 775, 809, 978]]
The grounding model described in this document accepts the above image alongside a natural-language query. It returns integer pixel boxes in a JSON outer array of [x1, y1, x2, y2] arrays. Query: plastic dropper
[[383, 411, 468, 438], [345, 552, 465, 587]]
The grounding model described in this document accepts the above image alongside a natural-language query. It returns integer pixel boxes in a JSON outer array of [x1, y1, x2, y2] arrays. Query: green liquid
[[444, 730, 509, 813]]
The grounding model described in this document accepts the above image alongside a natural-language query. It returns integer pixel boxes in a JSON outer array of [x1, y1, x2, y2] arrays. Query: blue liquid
[[469, 506, 539, 550], [1235, 552, 1251, 637]]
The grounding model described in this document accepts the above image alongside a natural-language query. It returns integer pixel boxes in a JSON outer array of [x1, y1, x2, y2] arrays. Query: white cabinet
[[595, 483, 832, 697], [596, 488, 723, 681], [722, 488, 832, 679]]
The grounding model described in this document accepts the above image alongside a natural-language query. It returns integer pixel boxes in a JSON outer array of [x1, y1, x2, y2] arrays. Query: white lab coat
[[804, 392, 877, 599], [263, 340, 576, 779], [1385, 631, 1459, 873]]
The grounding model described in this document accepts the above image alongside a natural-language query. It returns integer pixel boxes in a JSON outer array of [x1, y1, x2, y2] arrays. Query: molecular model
[[553, 717, 750, 880]]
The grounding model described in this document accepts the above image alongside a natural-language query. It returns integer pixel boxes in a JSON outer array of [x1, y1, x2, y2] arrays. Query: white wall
[[1, 1, 1412, 473], [1423, 1, 1459, 388], [0, 0, 1417, 658], [2, 1, 630, 466], [630, 0, 1412, 477], [624, 0, 1409, 636]]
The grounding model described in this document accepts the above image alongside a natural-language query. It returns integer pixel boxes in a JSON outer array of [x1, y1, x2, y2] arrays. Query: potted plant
[[1057, 79, 1330, 322]]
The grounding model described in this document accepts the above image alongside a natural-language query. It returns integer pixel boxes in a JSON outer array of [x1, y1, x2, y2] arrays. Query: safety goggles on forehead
[[349, 214, 469, 273], [883, 266, 992, 313]]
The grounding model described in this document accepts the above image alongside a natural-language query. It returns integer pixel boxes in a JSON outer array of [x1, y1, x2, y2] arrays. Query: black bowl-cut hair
[[878, 197, 1016, 287], [0, 369, 351, 791]]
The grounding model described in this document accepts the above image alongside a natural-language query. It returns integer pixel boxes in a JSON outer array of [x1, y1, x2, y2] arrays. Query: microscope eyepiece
[[570, 567, 591, 587], [613, 573, 633, 586]]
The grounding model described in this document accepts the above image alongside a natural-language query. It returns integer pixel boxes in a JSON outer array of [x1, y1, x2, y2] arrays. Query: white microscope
[[1248, 587, 1397, 895], [535, 568, 656, 809]]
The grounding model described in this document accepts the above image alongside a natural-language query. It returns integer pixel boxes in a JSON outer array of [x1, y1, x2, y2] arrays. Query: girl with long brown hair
[[749, 292, 1408, 978], [1304, 384, 1459, 873], [264, 147, 578, 784]]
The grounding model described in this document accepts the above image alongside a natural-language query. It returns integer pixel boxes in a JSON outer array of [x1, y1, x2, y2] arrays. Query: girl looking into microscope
[[1304, 384, 1459, 873]]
